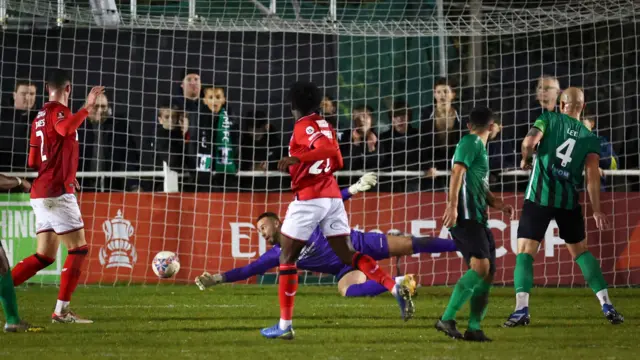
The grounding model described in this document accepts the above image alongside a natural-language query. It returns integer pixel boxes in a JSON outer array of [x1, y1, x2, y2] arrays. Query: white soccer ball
[[152, 251, 180, 279]]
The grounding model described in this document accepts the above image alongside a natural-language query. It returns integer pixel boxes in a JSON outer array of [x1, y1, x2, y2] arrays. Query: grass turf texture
[[1, 286, 638, 359]]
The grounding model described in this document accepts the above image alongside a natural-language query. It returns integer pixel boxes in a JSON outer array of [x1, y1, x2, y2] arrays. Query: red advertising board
[[77, 192, 640, 286]]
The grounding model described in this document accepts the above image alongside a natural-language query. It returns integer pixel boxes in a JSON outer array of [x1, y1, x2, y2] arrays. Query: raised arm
[[341, 172, 378, 201]]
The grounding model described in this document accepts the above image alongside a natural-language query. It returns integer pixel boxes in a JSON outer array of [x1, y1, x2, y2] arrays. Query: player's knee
[[470, 257, 491, 277], [517, 238, 539, 255], [567, 241, 588, 259], [0, 249, 9, 276]]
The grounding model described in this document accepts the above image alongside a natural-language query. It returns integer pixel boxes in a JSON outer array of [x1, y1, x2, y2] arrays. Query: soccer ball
[[152, 251, 180, 278]]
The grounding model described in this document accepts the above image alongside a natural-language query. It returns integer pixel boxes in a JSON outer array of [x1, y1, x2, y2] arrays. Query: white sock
[[55, 300, 70, 315], [515, 292, 529, 311], [279, 319, 292, 330], [394, 276, 405, 285], [596, 289, 612, 306], [390, 285, 398, 296]]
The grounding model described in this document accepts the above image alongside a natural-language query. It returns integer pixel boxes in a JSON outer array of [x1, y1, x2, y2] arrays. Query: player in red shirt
[[11, 68, 104, 324], [260, 81, 416, 340]]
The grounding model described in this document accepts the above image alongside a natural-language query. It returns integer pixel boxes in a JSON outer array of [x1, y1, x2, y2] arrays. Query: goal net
[[1, 0, 639, 288]]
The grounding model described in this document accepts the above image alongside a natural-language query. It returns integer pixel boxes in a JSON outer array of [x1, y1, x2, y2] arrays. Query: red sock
[[278, 264, 298, 322], [352, 252, 396, 292], [58, 245, 88, 302], [11, 253, 55, 286]]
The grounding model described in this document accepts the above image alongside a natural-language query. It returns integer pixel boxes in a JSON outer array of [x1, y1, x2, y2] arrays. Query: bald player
[[504, 87, 624, 327]]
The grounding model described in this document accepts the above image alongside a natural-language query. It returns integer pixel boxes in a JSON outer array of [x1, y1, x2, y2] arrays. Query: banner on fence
[[1, 192, 639, 285]]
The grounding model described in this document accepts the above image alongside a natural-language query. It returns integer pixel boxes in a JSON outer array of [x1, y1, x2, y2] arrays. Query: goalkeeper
[[196, 173, 457, 297]]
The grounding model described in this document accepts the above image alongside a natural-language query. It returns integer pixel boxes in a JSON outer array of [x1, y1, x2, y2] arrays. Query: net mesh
[[0, 0, 639, 287]]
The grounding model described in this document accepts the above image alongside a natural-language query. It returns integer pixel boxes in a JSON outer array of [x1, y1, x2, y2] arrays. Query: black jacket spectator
[[77, 116, 132, 191], [340, 128, 381, 171], [419, 105, 463, 172], [0, 108, 37, 172], [238, 112, 284, 172]]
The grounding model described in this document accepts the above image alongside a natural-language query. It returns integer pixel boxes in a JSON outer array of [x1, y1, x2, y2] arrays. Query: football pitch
[[1, 286, 638, 359]]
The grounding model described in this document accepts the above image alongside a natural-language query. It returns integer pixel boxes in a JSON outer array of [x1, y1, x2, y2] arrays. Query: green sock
[[0, 271, 20, 325], [468, 280, 492, 331], [514, 253, 534, 294], [575, 251, 608, 293], [442, 269, 483, 321]]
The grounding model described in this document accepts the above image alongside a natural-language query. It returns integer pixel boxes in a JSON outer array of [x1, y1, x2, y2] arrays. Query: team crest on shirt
[[305, 126, 315, 135], [99, 209, 138, 269], [57, 111, 65, 119]]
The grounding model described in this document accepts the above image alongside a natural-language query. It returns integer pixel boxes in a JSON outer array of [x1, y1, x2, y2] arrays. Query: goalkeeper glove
[[348, 172, 377, 195], [195, 272, 224, 291]]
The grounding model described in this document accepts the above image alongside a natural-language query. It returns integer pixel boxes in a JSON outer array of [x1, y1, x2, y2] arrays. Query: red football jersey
[[29, 102, 82, 199], [288, 113, 343, 200]]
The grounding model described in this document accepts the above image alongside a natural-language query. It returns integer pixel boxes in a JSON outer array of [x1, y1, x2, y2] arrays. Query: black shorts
[[517, 200, 585, 244], [449, 219, 496, 276]]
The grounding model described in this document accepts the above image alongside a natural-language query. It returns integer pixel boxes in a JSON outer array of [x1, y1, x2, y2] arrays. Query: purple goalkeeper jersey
[[222, 186, 391, 283], [222, 228, 390, 283]]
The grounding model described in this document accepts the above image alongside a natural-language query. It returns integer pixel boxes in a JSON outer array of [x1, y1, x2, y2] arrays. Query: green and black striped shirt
[[451, 134, 490, 226], [525, 112, 601, 209]]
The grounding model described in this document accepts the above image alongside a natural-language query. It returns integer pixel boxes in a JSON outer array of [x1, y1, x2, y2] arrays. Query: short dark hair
[[182, 68, 200, 79], [388, 100, 412, 121], [15, 79, 35, 91], [468, 106, 494, 129], [289, 81, 322, 115], [256, 211, 280, 223], [434, 77, 457, 91], [353, 104, 374, 114], [46, 69, 71, 91]]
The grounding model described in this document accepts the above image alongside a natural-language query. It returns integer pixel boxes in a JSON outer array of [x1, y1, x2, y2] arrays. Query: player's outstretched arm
[[585, 153, 610, 230], [341, 172, 377, 201], [54, 86, 105, 136], [443, 164, 466, 228], [0, 174, 30, 191], [195, 247, 280, 290], [521, 127, 544, 169], [486, 191, 514, 219]]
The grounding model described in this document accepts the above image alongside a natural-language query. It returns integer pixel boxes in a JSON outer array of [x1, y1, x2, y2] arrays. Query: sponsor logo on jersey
[[99, 209, 138, 269], [305, 126, 315, 135]]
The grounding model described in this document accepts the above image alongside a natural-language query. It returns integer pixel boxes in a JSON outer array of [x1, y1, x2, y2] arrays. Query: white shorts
[[30, 194, 84, 235], [280, 198, 350, 241]]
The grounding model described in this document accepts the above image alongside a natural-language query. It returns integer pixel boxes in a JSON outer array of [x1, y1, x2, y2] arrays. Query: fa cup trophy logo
[[99, 209, 138, 269]]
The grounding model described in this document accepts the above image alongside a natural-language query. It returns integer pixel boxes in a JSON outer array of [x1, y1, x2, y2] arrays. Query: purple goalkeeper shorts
[[336, 230, 390, 280]]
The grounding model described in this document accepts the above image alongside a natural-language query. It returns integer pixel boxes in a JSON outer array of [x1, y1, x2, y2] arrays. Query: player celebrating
[[195, 174, 457, 297], [435, 107, 514, 342], [0, 175, 44, 333], [504, 87, 623, 327], [10, 69, 104, 324], [260, 81, 415, 340]]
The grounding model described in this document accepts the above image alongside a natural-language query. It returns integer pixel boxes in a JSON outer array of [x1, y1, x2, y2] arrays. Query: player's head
[[181, 69, 201, 99], [559, 87, 585, 117], [582, 116, 595, 132], [46, 68, 72, 101], [467, 106, 496, 134], [256, 212, 282, 246], [13, 79, 37, 110], [203, 86, 226, 113], [434, 77, 456, 105], [289, 81, 322, 119], [89, 93, 109, 123], [536, 75, 560, 110]]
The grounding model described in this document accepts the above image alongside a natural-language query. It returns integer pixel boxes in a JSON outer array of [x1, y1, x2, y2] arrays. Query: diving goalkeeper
[[195, 173, 457, 297]]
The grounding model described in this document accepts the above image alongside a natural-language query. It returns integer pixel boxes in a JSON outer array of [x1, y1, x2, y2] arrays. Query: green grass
[[1, 286, 638, 359]]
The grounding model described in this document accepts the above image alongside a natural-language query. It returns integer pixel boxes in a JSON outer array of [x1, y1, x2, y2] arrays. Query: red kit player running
[[260, 81, 416, 340], [11, 68, 104, 324]]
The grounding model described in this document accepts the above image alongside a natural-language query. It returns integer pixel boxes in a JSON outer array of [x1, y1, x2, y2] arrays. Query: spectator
[[379, 101, 420, 192], [487, 116, 508, 188], [582, 116, 619, 191], [134, 103, 188, 192], [238, 110, 283, 171], [321, 95, 338, 129], [0, 80, 38, 172], [340, 104, 380, 171], [77, 93, 132, 191], [503, 75, 560, 171], [419, 77, 463, 190]]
